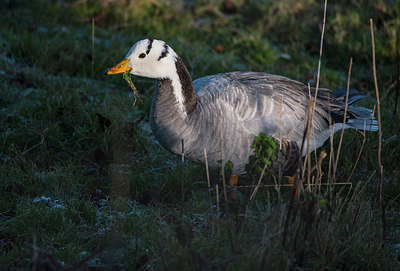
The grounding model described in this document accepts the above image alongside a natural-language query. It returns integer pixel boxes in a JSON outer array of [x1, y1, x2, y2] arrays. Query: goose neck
[[158, 57, 197, 115]]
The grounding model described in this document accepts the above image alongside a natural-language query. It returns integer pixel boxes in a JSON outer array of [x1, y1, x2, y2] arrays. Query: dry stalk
[[310, 0, 328, 152], [313, 151, 327, 195], [313, 0, 328, 102], [350, 182, 369, 232], [394, 37, 399, 118], [332, 57, 353, 182], [305, 93, 313, 192], [283, 97, 311, 246], [345, 129, 366, 184], [216, 183, 220, 216], [327, 110, 334, 192], [218, 111, 228, 204], [244, 160, 269, 220], [370, 18, 385, 242], [180, 139, 185, 218], [219, 112, 235, 253], [22, 136, 45, 155], [249, 160, 269, 201], [336, 127, 366, 199], [92, 18, 95, 77], [237, 182, 349, 189], [278, 91, 284, 184], [283, 0, 328, 246], [204, 148, 213, 214]]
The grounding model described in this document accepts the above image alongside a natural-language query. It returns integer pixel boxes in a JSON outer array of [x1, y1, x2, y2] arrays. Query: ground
[[0, 0, 400, 270]]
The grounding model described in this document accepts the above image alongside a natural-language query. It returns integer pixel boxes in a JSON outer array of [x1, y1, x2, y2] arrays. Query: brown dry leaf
[[214, 44, 224, 54], [229, 174, 238, 188]]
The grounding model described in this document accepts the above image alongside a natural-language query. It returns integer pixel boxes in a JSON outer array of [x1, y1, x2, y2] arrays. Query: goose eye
[[138, 53, 146, 58]]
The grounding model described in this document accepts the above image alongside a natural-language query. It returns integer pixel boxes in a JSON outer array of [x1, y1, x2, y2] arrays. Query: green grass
[[1, 0, 400, 270]]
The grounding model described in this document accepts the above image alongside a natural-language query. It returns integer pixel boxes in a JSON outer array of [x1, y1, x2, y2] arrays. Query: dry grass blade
[[305, 94, 313, 192], [311, 0, 328, 121], [313, 150, 327, 195], [204, 148, 213, 214], [369, 18, 385, 241], [180, 139, 185, 218], [332, 57, 353, 182], [394, 39, 400, 118], [249, 161, 269, 201], [92, 17, 95, 78], [284, 0, 327, 247], [283, 100, 311, 246], [216, 183, 220, 216], [218, 112, 235, 253], [345, 129, 366, 184], [244, 161, 268, 220], [218, 111, 228, 204]]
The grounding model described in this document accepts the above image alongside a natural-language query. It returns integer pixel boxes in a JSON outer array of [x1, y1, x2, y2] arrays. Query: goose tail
[[331, 87, 378, 132], [346, 106, 378, 131]]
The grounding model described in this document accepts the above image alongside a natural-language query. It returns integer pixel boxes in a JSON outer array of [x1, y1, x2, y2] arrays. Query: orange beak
[[105, 59, 132, 75]]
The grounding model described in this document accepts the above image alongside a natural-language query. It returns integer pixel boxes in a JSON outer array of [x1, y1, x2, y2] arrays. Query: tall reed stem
[[370, 18, 385, 242]]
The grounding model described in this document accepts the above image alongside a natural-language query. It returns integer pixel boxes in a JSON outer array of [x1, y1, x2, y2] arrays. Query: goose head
[[106, 38, 197, 115], [106, 38, 178, 79]]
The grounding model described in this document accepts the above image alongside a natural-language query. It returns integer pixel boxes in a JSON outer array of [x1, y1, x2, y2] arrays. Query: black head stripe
[[158, 43, 169, 61], [146, 38, 154, 55]]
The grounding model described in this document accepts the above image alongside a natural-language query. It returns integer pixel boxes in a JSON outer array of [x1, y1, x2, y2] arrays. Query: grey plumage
[[108, 39, 378, 175], [151, 71, 377, 175]]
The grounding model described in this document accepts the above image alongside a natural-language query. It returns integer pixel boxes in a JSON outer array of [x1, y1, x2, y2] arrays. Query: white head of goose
[[107, 38, 378, 176]]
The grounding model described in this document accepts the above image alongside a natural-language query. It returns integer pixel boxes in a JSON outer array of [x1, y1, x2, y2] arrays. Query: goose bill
[[106, 59, 132, 75]]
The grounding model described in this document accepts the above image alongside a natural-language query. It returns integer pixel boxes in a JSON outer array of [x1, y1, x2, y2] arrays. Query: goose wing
[[194, 71, 331, 144]]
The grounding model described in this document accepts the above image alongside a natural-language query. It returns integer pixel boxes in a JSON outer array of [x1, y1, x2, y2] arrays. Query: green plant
[[246, 132, 279, 174]]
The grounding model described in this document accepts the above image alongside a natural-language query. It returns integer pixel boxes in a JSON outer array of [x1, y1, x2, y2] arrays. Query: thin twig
[[337, 127, 366, 197], [332, 57, 353, 181], [181, 139, 185, 218], [22, 136, 45, 155], [218, 111, 235, 253], [313, 0, 327, 99], [92, 18, 95, 78], [244, 161, 268, 220], [345, 129, 366, 184], [393, 43, 399, 118], [313, 151, 327, 195], [216, 183, 220, 216], [249, 160, 269, 201], [305, 90, 313, 192], [370, 18, 385, 242], [310, 0, 328, 144], [283, 0, 327, 247], [278, 91, 284, 183], [283, 99, 311, 246], [327, 111, 334, 190], [218, 111, 228, 204], [309, 0, 328, 180], [237, 182, 351, 189], [204, 148, 213, 214]]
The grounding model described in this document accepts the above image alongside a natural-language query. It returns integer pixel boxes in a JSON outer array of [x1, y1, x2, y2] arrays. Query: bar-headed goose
[[106, 38, 377, 175]]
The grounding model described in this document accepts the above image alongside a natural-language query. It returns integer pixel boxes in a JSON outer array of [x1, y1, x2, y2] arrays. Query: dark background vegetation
[[1, 0, 399, 269]]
